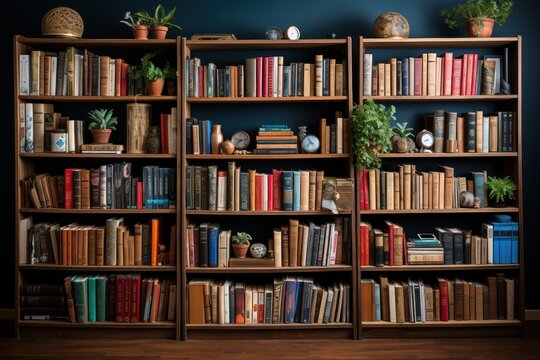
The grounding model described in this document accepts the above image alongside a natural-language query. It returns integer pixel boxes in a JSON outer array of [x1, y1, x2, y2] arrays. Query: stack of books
[[253, 125, 298, 154], [406, 234, 444, 265]]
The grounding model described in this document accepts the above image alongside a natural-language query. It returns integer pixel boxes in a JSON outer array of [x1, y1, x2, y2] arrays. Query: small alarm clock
[[231, 130, 250, 150], [283, 26, 301, 40], [301, 134, 320, 154], [416, 129, 434, 153]]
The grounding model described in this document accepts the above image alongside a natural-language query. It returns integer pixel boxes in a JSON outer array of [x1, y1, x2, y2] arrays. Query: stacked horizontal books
[[19, 284, 67, 320], [254, 125, 298, 154], [187, 278, 350, 324], [405, 235, 444, 265]]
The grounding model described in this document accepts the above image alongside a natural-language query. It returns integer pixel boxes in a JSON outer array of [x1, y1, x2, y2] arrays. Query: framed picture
[[483, 54, 502, 94]]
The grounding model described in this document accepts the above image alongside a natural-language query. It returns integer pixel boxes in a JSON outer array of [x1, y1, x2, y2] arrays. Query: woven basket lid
[[41, 7, 84, 38]]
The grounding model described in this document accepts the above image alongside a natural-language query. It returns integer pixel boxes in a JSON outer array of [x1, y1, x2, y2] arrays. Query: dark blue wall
[[1, 0, 538, 309]]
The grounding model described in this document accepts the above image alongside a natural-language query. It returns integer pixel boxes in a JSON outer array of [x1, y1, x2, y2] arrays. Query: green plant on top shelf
[[134, 4, 182, 29], [441, 0, 513, 37], [487, 176, 516, 206]]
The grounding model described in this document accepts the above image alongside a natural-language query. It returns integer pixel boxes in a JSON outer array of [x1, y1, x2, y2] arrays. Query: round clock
[[301, 134, 320, 154], [231, 130, 250, 150], [265, 26, 283, 40], [416, 129, 434, 153], [283, 26, 301, 40]]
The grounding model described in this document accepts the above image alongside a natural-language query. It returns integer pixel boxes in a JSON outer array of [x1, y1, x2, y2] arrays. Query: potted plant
[[136, 51, 174, 96], [120, 11, 149, 39], [441, 0, 513, 37], [350, 99, 396, 169], [88, 108, 118, 144], [487, 176, 517, 207], [231, 232, 252, 259], [391, 122, 414, 153], [134, 4, 182, 39]]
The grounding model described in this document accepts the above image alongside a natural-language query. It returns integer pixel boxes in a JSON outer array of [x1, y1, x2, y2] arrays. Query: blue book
[[87, 276, 96, 322], [374, 282, 381, 321], [186, 118, 194, 154], [205, 120, 212, 154], [491, 221, 508, 264], [239, 172, 249, 211], [510, 221, 519, 264], [466, 112, 476, 152], [284, 278, 297, 323], [283, 66, 290, 97], [293, 171, 301, 211], [95, 275, 107, 322], [402, 58, 409, 96], [208, 223, 220, 267], [470, 171, 486, 208], [282, 171, 293, 211], [305, 222, 315, 266], [294, 280, 303, 323]]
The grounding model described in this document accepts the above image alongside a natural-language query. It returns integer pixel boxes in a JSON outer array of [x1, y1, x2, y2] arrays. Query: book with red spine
[[120, 62, 128, 96], [272, 170, 282, 210], [137, 180, 143, 209], [385, 220, 394, 266], [268, 57, 274, 98], [64, 168, 77, 209], [262, 57, 269, 97], [443, 52, 453, 96], [130, 274, 141, 322], [115, 274, 124, 322], [255, 174, 264, 211], [414, 58, 422, 96], [123, 274, 131, 323], [470, 54, 479, 95], [267, 174, 274, 211], [461, 54, 468, 96], [438, 278, 449, 321], [452, 58, 462, 95], [466, 53, 474, 95]]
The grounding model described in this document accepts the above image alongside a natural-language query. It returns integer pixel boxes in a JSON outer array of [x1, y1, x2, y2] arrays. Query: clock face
[[301, 134, 320, 153], [231, 131, 250, 150], [284, 26, 300, 40], [421, 133, 434, 147], [265, 26, 282, 40]]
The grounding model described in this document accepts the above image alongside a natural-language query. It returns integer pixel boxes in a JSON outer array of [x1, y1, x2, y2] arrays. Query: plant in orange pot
[[88, 108, 118, 144], [136, 51, 174, 96], [134, 4, 182, 39], [120, 11, 149, 39], [231, 232, 252, 259]]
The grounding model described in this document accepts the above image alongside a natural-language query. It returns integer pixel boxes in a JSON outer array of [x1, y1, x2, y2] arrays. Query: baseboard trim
[[525, 310, 540, 321], [0, 309, 15, 320]]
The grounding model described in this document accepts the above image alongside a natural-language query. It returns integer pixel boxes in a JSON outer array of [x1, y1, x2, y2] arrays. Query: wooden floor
[[1, 338, 540, 359]]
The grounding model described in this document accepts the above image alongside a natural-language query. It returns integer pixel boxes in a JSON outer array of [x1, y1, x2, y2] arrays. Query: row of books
[[188, 278, 350, 324], [363, 51, 506, 97], [19, 283, 68, 320], [360, 275, 517, 323], [22, 164, 176, 210], [358, 165, 489, 211], [186, 55, 347, 98], [19, 217, 176, 267], [19, 49, 147, 97], [359, 220, 518, 267], [425, 110, 515, 153]]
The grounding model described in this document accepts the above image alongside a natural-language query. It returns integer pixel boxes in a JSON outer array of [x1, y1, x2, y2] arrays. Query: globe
[[249, 243, 267, 259], [372, 12, 410, 39]]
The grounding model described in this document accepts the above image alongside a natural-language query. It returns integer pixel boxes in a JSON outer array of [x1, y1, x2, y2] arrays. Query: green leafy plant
[[135, 51, 174, 81], [134, 4, 182, 29], [87, 109, 118, 130], [119, 11, 147, 28], [441, 0, 513, 30], [392, 122, 414, 138], [231, 232, 252, 245], [486, 176, 516, 204], [350, 99, 396, 169]]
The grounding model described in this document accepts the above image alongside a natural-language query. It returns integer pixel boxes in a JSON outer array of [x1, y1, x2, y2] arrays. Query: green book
[[87, 276, 97, 322], [96, 275, 108, 322], [72, 276, 88, 323]]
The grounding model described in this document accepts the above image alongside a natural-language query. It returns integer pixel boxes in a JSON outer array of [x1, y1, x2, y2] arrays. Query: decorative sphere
[[42, 7, 84, 38], [220, 139, 235, 155], [372, 12, 410, 39], [250, 243, 267, 259]]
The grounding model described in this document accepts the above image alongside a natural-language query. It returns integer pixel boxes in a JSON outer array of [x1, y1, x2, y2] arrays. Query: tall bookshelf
[[357, 36, 523, 337], [13, 36, 182, 339], [180, 38, 358, 339]]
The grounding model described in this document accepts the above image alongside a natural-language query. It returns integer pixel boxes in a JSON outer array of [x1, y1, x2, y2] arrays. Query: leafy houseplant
[[391, 122, 414, 153], [441, 0, 513, 37], [486, 176, 516, 207], [120, 11, 149, 39], [350, 99, 396, 169], [136, 51, 174, 96], [134, 4, 182, 39], [88, 108, 118, 144], [231, 232, 252, 259]]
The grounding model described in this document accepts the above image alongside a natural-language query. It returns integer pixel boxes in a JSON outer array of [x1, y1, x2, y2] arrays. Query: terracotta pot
[[91, 129, 112, 144], [151, 25, 168, 39], [145, 79, 164, 96], [232, 243, 250, 259], [211, 124, 224, 154], [467, 18, 494, 38], [132, 25, 149, 39]]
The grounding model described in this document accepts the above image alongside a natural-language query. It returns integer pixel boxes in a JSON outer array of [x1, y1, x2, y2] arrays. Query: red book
[[359, 223, 368, 265], [120, 62, 128, 96], [137, 181, 143, 209], [268, 57, 274, 97], [115, 59, 122, 97], [235, 284, 245, 324], [362, 169, 369, 210], [256, 57, 263, 97], [466, 53, 474, 95], [262, 57, 268, 97], [160, 113, 169, 154], [123, 274, 131, 323], [267, 174, 274, 211], [443, 52, 453, 96], [64, 168, 77, 209], [438, 278, 449, 321], [358, 169, 365, 210], [198, 66, 204, 97], [452, 58, 462, 95], [193, 225, 200, 267], [470, 54, 478, 95], [385, 220, 394, 266], [169, 224, 176, 265], [414, 58, 422, 96], [272, 170, 282, 210], [258, 290, 264, 323], [149, 279, 161, 323], [255, 174, 263, 211], [130, 274, 141, 323], [461, 54, 468, 96], [115, 274, 124, 322]]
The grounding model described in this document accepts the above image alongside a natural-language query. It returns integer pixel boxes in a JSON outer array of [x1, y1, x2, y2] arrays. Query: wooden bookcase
[[13, 36, 182, 339], [357, 36, 523, 337], [180, 38, 358, 339]]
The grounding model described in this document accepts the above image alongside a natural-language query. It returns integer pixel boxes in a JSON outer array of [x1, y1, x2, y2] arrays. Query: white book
[[389, 283, 396, 323], [273, 229, 282, 267], [245, 285, 253, 324], [408, 57, 415, 97], [419, 281, 426, 323], [217, 173, 227, 211], [19, 216, 33, 264], [262, 174, 268, 211], [218, 282, 225, 324], [19, 54, 30, 95], [24, 103, 34, 152], [363, 53, 372, 96], [67, 120, 76, 153], [223, 280, 230, 324], [50, 56, 57, 96], [277, 56, 284, 97], [482, 223, 494, 264], [435, 57, 442, 96], [482, 116, 489, 153], [108, 59, 115, 96]]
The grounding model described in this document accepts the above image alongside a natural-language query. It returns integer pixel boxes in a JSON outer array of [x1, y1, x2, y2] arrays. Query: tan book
[[187, 280, 206, 324], [390, 58, 397, 96], [475, 283, 484, 320], [457, 116, 465, 152], [299, 225, 309, 266], [94, 227, 104, 266], [384, 63, 391, 96], [289, 219, 299, 267], [380, 276, 390, 321], [489, 115, 498, 152], [422, 53, 428, 96], [476, 110, 484, 152], [315, 171, 324, 210], [308, 171, 316, 210], [377, 63, 385, 96], [463, 280, 470, 321], [403, 165, 411, 210], [386, 172, 394, 210], [469, 282, 476, 320], [325, 125, 330, 154], [360, 280, 373, 322], [329, 59, 336, 96], [134, 223, 142, 265], [249, 169, 256, 211], [393, 224, 404, 266], [394, 172, 400, 210], [435, 56, 442, 96], [398, 165, 404, 209], [116, 225, 125, 266], [448, 280, 455, 320], [300, 171, 309, 211], [427, 53, 437, 96], [315, 55, 323, 96], [438, 172, 445, 210], [375, 169, 381, 210], [444, 176, 453, 209], [395, 283, 405, 323], [425, 284, 434, 321], [319, 118, 327, 155], [303, 63, 311, 97], [122, 228, 129, 266], [368, 169, 376, 210], [335, 63, 343, 96], [431, 172, 439, 210], [273, 229, 282, 267], [434, 288, 441, 321], [128, 235, 135, 266], [99, 56, 110, 97], [336, 115, 343, 154]]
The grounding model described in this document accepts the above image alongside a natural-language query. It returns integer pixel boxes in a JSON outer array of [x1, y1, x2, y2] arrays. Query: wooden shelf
[[359, 207, 519, 215], [360, 264, 520, 272], [379, 152, 518, 158], [186, 210, 351, 216], [361, 37, 519, 49], [18, 264, 176, 272], [187, 265, 352, 274], [362, 320, 521, 328], [186, 154, 350, 160], [186, 323, 352, 330], [16, 36, 177, 48], [187, 96, 347, 103], [186, 39, 348, 50], [20, 153, 176, 159], [363, 95, 517, 102], [20, 208, 176, 214], [18, 320, 176, 329], [18, 95, 177, 102]]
